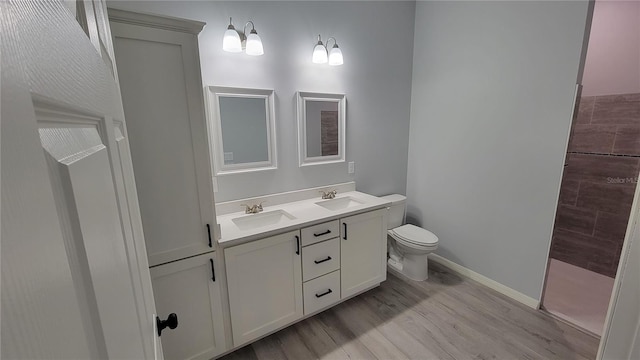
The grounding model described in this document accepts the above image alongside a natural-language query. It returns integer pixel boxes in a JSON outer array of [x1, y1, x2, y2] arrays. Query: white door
[[1, 1, 159, 359], [109, 13, 215, 267], [225, 231, 303, 347], [340, 209, 388, 298], [150, 252, 227, 360], [599, 184, 640, 359]]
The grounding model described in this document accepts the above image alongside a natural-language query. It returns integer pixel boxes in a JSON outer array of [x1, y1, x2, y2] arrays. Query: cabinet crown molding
[[107, 8, 206, 35]]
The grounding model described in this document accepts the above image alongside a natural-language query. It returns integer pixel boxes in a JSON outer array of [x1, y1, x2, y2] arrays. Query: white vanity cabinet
[[216, 187, 390, 353], [150, 252, 227, 360], [224, 230, 303, 347], [340, 208, 388, 298]]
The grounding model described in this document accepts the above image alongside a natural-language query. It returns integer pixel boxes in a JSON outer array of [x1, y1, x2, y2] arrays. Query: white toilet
[[381, 194, 439, 281]]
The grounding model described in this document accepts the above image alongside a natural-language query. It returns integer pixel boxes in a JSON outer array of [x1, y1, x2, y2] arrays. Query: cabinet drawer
[[302, 238, 340, 282], [301, 220, 339, 246], [303, 270, 341, 315]]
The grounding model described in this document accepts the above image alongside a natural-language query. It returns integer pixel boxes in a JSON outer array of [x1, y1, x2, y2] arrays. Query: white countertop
[[217, 191, 391, 247]]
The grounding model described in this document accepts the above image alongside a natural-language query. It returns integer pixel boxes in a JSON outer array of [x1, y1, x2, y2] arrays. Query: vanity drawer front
[[301, 220, 339, 246], [303, 270, 341, 315], [302, 238, 340, 282]]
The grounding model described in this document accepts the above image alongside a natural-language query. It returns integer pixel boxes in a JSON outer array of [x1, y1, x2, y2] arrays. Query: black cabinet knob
[[156, 313, 178, 336]]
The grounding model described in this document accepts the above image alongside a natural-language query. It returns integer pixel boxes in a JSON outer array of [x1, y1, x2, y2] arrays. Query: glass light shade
[[312, 44, 328, 64], [245, 32, 264, 56], [328, 46, 343, 66], [223, 28, 242, 53]]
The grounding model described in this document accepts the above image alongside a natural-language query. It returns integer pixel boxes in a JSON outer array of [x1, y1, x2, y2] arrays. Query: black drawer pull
[[313, 229, 331, 237], [343, 223, 347, 240], [314, 256, 332, 264], [315, 289, 333, 298], [295, 235, 300, 255]]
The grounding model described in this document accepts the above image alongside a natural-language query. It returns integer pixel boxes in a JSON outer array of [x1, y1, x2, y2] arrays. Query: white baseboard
[[429, 254, 540, 309]]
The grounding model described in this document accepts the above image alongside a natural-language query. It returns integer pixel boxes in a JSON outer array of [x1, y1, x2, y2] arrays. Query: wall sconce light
[[312, 35, 343, 66], [222, 17, 264, 56]]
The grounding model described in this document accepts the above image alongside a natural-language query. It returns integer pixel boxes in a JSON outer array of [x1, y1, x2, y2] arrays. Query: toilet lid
[[390, 224, 438, 246]]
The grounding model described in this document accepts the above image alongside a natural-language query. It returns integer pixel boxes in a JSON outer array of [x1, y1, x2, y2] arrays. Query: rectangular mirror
[[297, 92, 346, 167], [205, 86, 277, 175]]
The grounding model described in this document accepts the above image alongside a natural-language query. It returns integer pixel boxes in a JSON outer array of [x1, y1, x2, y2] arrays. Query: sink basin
[[232, 210, 296, 230], [315, 196, 364, 211]]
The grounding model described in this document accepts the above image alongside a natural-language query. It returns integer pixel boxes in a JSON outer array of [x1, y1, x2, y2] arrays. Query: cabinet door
[[225, 231, 303, 346], [340, 209, 388, 298], [110, 18, 215, 266], [150, 253, 227, 360]]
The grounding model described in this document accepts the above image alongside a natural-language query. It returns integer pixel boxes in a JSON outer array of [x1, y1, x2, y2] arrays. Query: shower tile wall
[[550, 93, 640, 278]]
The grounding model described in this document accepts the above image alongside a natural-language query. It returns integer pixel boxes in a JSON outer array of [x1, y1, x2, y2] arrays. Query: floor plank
[[220, 263, 599, 360]]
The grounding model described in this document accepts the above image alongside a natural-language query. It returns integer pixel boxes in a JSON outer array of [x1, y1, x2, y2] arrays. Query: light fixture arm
[[325, 37, 338, 49], [243, 21, 257, 36]]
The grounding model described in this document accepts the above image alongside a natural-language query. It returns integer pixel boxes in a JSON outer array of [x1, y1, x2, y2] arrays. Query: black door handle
[[313, 229, 331, 237], [314, 256, 332, 264], [295, 235, 300, 255], [315, 289, 333, 298], [343, 223, 347, 240], [156, 313, 178, 336], [206, 224, 212, 247], [210, 258, 216, 282]]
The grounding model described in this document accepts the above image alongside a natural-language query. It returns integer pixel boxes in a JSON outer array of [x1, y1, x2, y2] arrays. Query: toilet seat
[[389, 224, 439, 249]]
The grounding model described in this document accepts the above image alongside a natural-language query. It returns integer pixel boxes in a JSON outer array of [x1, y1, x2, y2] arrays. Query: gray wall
[[109, 1, 415, 202], [406, 1, 591, 300]]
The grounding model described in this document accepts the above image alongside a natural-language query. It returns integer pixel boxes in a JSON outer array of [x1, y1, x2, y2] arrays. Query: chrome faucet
[[240, 202, 265, 214], [320, 190, 337, 199]]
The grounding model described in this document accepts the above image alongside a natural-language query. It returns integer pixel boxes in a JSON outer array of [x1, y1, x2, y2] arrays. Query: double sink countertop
[[216, 190, 391, 248]]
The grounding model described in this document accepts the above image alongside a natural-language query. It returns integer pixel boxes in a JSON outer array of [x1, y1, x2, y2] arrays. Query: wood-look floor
[[220, 263, 599, 360]]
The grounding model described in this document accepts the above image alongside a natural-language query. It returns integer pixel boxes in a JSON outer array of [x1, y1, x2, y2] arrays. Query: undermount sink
[[232, 210, 296, 230], [315, 196, 364, 211]]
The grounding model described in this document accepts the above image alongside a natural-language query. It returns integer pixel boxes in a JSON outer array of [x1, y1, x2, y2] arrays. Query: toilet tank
[[380, 194, 406, 229]]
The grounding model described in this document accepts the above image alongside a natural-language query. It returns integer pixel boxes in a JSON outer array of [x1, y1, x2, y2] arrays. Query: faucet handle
[[319, 190, 337, 199], [257, 201, 266, 210]]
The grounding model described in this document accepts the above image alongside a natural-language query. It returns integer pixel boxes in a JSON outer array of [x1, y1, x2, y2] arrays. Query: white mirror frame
[[205, 86, 277, 176], [296, 91, 346, 167]]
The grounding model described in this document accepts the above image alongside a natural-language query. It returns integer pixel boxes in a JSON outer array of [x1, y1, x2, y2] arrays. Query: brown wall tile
[[575, 96, 594, 124], [592, 93, 640, 125], [559, 178, 579, 205], [564, 153, 639, 184], [576, 181, 635, 215], [554, 204, 596, 235], [550, 228, 620, 277], [613, 125, 640, 156], [595, 211, 630, 242], [551, 93, 640, 278], [550, 229, 597, 269], [568, 125, 616, 153]]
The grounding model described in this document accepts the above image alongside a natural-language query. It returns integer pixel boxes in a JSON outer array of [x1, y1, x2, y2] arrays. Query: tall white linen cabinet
[[109, 9, 227, 360]]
